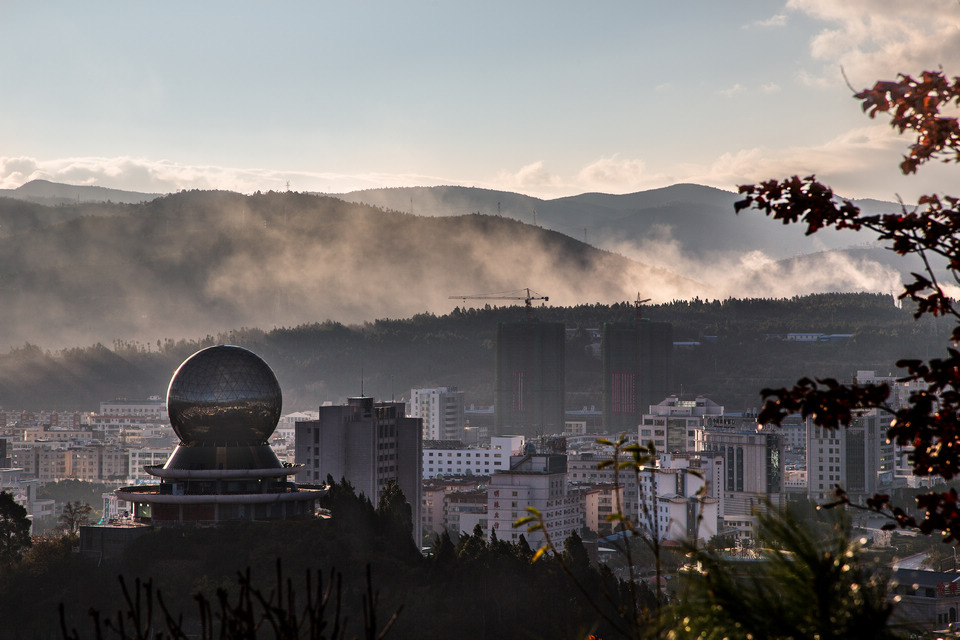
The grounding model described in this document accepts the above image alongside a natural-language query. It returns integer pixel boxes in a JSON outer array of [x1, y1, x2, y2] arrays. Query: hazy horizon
[[2, 2, 957, 204]]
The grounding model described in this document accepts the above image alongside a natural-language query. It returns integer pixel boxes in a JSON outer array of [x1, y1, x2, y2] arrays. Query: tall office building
[[295, 397, 423, 542], [410, 387, 465, 441], [697, 423, 785, 535], [807, 408, 895, 502], [494, 321, 565, 438], [602, 320, 673, 433]]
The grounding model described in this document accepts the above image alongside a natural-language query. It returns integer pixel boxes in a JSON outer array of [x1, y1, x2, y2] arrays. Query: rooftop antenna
[[286, 180, 291, 192]]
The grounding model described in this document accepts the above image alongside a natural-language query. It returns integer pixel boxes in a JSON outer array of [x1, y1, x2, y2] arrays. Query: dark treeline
[[0, 292, 944, 413], [0, 479, 651, 640]]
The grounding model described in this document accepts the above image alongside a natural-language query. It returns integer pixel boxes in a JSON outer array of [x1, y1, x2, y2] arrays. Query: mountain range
[[0, 180, 915, 350]]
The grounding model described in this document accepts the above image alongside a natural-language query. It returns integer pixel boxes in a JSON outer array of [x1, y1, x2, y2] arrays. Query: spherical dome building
[[115, 346, 324, 526], [167, 345, 282, 446]]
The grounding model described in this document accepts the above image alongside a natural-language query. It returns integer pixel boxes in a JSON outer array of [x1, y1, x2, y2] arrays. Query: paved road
[[893, 552, 929, 571]]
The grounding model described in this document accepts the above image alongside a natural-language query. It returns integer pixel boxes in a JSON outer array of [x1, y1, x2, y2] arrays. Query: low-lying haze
[[0, 182, 920, 351]]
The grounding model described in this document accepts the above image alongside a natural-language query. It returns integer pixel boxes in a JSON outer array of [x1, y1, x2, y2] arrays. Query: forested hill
[[0, 293, 944, 413], [0, 189, 698, 350]]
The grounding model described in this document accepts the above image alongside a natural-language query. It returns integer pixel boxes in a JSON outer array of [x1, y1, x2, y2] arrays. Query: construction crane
[[449, 288, 549, 317], [634, 292, 651, 321]]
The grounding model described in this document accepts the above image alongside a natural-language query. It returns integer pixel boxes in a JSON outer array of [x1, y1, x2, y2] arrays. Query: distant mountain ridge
[[0, 179, 161, 206], [335, 183, 901, 260], [0, 180, 916, 352]]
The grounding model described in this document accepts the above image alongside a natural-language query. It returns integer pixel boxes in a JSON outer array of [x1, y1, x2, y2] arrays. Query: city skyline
[[2, 2, 958, 202]]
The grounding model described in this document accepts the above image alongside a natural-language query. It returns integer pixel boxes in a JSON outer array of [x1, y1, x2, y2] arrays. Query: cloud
[[0, 156, 452, 195], [494, 161, 565, 193], [576, 155, 649, 189], [719, 83, 745, 97], [761, 82, 782, 93], [787, 0, 960, 87], [743, 14, 788, 29], [672, 123, 958, 202], [600, 224, 901, 302]]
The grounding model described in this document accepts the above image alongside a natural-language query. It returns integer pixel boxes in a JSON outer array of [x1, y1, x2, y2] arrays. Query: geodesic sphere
[[166, 345, 282, 445]]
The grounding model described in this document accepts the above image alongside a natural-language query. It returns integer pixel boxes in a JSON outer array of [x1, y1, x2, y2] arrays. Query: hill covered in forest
[[0, 294, 944, 414], [0, 189, 698, 350]]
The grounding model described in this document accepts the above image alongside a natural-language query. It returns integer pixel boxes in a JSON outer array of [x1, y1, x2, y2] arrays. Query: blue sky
[[2, 1, 958, 200]]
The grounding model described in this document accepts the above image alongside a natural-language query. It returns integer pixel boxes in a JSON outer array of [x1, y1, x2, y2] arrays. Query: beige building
[[567, 452, 639, 527], [583, 484, 624, 536]]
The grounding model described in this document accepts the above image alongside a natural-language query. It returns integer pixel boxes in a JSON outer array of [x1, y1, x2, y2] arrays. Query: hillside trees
[[735, 70, 960, 539], [0, 490, 31, 566], [57, 501, 93, 535]]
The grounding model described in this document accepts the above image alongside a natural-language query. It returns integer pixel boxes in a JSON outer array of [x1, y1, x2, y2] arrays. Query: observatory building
[[114, 345, 324, 526]]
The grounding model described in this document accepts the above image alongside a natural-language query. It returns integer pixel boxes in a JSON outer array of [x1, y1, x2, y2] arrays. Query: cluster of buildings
[[0, 315, 948, 632], [0, 318, 923, 555], [0, 313, 918, 554]]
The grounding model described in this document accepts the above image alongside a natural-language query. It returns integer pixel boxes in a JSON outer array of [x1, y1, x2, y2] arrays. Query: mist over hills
[[337, 183, 912, 299], [337, 183, 885, 257], [0, 180, 923, 352], [0, 189, 699, 350]]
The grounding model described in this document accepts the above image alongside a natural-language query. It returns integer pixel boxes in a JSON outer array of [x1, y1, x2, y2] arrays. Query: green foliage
[[672, 508, 900, 640], [0, 490, 31, 566], [375, 480, 414, 555], [57, 501, 93, 535], [39, 479, 119, 521]]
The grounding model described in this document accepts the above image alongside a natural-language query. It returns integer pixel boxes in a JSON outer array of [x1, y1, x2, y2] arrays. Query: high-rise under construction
[[494, 320, 565, 438], [602, 320, 673, 433]]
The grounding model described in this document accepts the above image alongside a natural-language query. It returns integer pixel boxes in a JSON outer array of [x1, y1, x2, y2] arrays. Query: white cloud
[[576, 155, 648, 189], [761, 82, 782, 93], [744, 13, 788, 29], [494, 161, 565, 194], [599, 224, 901, 302], [719, 83, 745, 97], [0, 156, 451, 195], [673, 123, 957, 202], [787, 0, 960, 87]]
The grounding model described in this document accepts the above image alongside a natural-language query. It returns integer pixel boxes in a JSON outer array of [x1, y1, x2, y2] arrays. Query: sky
[[1, 1, 959, 202]]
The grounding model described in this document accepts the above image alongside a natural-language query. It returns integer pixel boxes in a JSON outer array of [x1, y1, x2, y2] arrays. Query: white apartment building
[[639, 396, 723, 453], [99, 397, 168, 420], [127, 448, 174, 483], [422, 436, 523, 479], [86, 414, 170, 438], [807, 408, 895, 502], [410, 387, 465, 441], [637, 454, 719, 544], [486, 453, 582, 551]]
